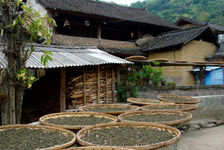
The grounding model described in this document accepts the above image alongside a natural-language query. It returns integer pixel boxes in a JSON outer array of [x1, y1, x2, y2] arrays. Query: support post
[[116, 66, 120, 88], [60, 68, 66, 112], [83, 68, 86, 105], [97, 66, 100, 104], [111, 66, 115, 103], [105, 67, 108, 104], [97, 23, 101, 39], [97, 23, 102, 46]]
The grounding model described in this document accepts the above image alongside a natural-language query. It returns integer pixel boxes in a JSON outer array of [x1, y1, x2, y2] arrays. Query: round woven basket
[[118, 110, 192, 126], [39, 112, 117, 130], [141, 103, 198, 112], [77, 122, 181, 150], [157, 94, 200, 104], [125, 56, 147, 60], [127, 98, 166, 106], [65, 146, 134, 150], [79, 104, 140, 115], [0, 124, 76, 150]]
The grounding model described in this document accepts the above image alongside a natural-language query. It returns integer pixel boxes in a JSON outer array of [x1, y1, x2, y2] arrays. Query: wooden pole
[[97, 23, 102, 40], [60, 68, 66, 112], [105, 67, 108, 104], [111, 66, 115, 103], [83, 68, 86, 105], [97, 23, 102, 46], [97, 66, 100, 104]]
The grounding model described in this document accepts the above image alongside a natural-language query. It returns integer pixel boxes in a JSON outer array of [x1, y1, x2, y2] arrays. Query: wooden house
[[27, 0, 178, 58], [142, 26, 218, 86]]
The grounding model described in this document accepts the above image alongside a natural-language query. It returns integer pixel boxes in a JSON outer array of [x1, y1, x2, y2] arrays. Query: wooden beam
[[111, 66, 115, 103], [60, 68, 66, 112], [83, 68, 86, 105], [97, 66, 100, 104], [105, 67, 108, 104]]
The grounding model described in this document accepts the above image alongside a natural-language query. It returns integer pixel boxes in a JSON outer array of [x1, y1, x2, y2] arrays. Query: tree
[[0, 0, 55, 125]]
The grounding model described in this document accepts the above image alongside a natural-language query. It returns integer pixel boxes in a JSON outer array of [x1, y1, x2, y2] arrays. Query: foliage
[[121, 65, 167, 99], [117, 82, 127, 102], [15, 69, 37, 89], [130, 0, 224, 25]]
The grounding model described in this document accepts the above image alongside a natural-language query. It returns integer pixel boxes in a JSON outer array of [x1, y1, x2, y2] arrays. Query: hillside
[[130, 0, 224, 25]]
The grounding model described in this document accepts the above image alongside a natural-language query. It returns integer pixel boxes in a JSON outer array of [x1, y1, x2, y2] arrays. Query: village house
[[0, 0, 180, 123], [142, 25, 219, 86], [175, 16, 224, 35]]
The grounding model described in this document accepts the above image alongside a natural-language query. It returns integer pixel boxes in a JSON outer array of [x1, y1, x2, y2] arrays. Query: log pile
[[66, 66, 117, 108]]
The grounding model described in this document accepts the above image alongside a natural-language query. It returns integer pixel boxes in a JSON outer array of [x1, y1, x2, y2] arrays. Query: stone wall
[[138, 85, 224, 132], [138, 85, 224, 99]]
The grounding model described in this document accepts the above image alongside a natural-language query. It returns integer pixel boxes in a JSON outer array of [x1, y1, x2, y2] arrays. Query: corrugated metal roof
[[0, 44, 133, 69]]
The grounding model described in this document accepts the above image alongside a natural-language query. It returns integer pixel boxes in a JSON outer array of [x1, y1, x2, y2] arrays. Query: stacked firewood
[[66, 66, 117, 108]]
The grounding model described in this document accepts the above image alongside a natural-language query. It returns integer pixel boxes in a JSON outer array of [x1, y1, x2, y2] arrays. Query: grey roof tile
[[39, 0, 178, 29]]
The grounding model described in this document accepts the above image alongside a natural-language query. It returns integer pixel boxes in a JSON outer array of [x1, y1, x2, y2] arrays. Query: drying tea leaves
[[0, 128, 73, 150], [45, 115, 113, 126], [83, 106, 132, 113], [160, 96, 194, 102], [122, 113, 186, 122], [81, 126, 174, 146], [144, 106, 189, 110]]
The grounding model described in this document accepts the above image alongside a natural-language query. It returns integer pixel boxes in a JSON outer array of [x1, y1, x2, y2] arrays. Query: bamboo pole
[[83, 68, 86, 105], [60, 68, 66, 112], [97, 66, 100, 104]]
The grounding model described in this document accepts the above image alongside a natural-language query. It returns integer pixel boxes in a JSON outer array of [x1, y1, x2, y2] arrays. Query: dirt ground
[[177, 125, 224, 150]]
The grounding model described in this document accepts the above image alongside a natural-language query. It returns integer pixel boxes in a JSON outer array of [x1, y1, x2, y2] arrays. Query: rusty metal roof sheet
[[0, 44, 132, 69]]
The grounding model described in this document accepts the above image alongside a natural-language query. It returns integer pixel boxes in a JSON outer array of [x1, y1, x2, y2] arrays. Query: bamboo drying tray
[[77, 122, 181, 150], [79, 104, 140, 115], [150, 58, 169, 62], [125, 56, 147, 60], [0, 124, 76, 150], [39, 112, 117, 130], [66, 146, 134, 150], [174, 60, 188, 63], [190, 61, 208, 63], [118, 110, 192, 126], [141, 103, 198, 112], [127, 98, 168, 105], [157, 94, 200, 104]]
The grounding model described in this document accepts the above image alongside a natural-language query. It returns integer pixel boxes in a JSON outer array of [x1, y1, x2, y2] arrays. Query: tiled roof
[[142, 26, 216, 52], [176, 16, 224, 32], [0, 44, 132, 69], [38, 0, 178, 29], [52, 34, 145, 57]]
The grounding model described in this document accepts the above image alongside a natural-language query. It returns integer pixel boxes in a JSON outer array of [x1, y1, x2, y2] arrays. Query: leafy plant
[[117, 82, 127, 102]]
